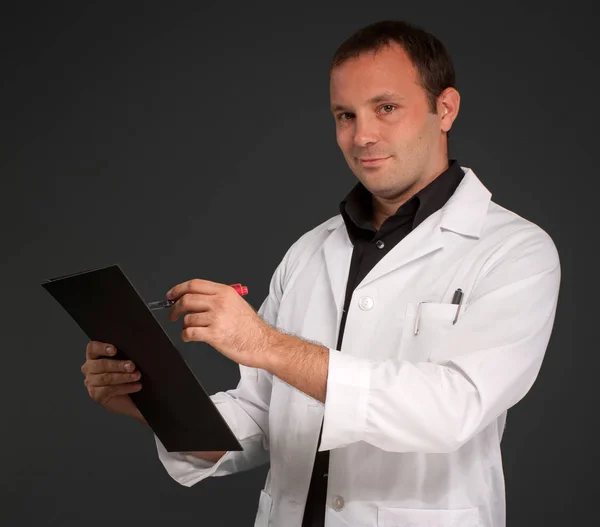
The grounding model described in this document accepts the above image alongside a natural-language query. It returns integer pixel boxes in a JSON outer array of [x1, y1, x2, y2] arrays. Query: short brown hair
[[330, 20, 456, 114]]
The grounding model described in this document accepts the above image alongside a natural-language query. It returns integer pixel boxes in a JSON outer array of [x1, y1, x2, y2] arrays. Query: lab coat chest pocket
[[398, 302, 461, 363]]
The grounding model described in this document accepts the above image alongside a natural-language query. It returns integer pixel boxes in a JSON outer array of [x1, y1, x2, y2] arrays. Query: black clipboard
[[42, 263, 242, 453]]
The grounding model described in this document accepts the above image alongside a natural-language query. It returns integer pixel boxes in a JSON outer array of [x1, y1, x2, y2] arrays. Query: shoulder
[[288, 214, 343, 253], [275, 213, 344, 288], [482, 200, 560, 275]]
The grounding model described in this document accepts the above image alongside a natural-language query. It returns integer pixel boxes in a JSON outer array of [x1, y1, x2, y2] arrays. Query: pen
[[452, 288, 463, 325], [147, 283, 248, 311]]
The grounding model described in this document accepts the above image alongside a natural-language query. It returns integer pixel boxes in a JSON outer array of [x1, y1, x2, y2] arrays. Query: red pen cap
[[229, 283, 248, 296]]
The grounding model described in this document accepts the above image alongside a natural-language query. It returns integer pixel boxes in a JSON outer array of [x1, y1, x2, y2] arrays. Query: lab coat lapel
[[358, 216, 445, 289], [323, 220, 354, 326], [321, 168, 491, 319], [355, 168, 491, 288], [320, 209, 444, 330]]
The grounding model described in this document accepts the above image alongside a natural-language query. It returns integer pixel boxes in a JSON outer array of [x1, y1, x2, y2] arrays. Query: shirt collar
[[339, 159, 464, 241]]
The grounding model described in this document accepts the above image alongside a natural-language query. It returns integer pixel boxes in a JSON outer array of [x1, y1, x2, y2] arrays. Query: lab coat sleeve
[[320, 227, 561, 453], [154, 248, 291, 487]]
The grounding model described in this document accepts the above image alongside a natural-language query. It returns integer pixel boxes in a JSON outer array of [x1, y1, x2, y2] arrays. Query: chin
[[365, 178, 412, 201], [357, 171, 393, 192]]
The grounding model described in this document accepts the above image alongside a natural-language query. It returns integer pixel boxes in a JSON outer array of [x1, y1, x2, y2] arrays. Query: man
[[81, 20, 560, 527]]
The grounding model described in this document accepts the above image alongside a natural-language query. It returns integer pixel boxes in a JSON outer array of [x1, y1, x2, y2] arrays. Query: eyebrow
[[330, 91, 406, 113]]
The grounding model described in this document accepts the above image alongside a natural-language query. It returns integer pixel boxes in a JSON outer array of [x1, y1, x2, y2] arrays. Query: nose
[[352, 115, 379, 148]]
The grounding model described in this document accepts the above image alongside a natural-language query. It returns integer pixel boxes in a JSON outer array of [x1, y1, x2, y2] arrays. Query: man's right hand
[[81, 341, 145, 421], [81, 341, 226, 463]]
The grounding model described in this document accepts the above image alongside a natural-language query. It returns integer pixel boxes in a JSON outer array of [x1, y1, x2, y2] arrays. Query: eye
[[379, 104, 396, 114], [337, 112, 354, 122]]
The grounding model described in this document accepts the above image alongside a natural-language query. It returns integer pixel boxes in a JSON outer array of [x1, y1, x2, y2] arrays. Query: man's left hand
[[165, 279, 277, 369]]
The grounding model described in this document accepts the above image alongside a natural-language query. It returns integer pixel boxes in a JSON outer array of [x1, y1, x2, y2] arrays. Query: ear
[[437, 87, 460, 132]]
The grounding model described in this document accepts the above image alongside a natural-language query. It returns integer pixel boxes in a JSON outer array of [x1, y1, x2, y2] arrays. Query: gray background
[[2, 1, 597, 526]]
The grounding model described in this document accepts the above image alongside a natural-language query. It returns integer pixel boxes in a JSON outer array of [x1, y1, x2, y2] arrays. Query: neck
[[370, 158, 450, 231]]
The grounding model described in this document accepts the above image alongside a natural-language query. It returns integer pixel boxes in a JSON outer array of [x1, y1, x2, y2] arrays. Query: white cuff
[[319, 349, 371, 452], [154, 434, 235, 487]]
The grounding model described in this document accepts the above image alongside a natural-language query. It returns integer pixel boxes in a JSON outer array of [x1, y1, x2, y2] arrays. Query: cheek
[[336, 128, 353, 154], [389, 126, 422, 154]]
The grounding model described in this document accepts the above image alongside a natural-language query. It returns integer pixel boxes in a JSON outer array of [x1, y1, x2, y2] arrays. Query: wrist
[[259, 326, 289, 373]]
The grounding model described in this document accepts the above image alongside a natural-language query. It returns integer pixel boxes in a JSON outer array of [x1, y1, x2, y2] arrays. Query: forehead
[[329, 43, 421, 104]]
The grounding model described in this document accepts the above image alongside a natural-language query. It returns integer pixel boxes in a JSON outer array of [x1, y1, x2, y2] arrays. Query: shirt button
[[332, 495, 345, 511], [359, 296, 374, 310], [375, 240, 385, 249]]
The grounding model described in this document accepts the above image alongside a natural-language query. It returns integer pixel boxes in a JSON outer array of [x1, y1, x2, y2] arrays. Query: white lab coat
[[154, 167, 560, 527]]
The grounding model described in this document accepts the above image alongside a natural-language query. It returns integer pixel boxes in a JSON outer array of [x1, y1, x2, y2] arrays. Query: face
[[330, 42, 453, 204]]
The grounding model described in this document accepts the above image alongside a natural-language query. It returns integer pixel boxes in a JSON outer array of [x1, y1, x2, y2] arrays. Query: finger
[[86, 358, 137, 374], [166, 278, 220, 302], [181, 325, 208, 343], [88, 383, 142, 403], [85, 370, 142, 387], [110, 382, 143, 396], [169, 294, 212, 322], [86, 341, 117, 360], [183, 312, 212, 328]]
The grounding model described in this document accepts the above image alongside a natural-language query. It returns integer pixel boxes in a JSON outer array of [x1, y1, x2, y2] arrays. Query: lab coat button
[[332, 495, 345, 511], [359, 296, 374, 310]]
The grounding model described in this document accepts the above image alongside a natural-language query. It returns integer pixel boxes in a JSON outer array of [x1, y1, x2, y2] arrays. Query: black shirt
[[301, 159, 465, 527]]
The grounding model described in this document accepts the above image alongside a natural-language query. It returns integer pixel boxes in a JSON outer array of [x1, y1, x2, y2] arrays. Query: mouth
[[357, 156, 391, 167]]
